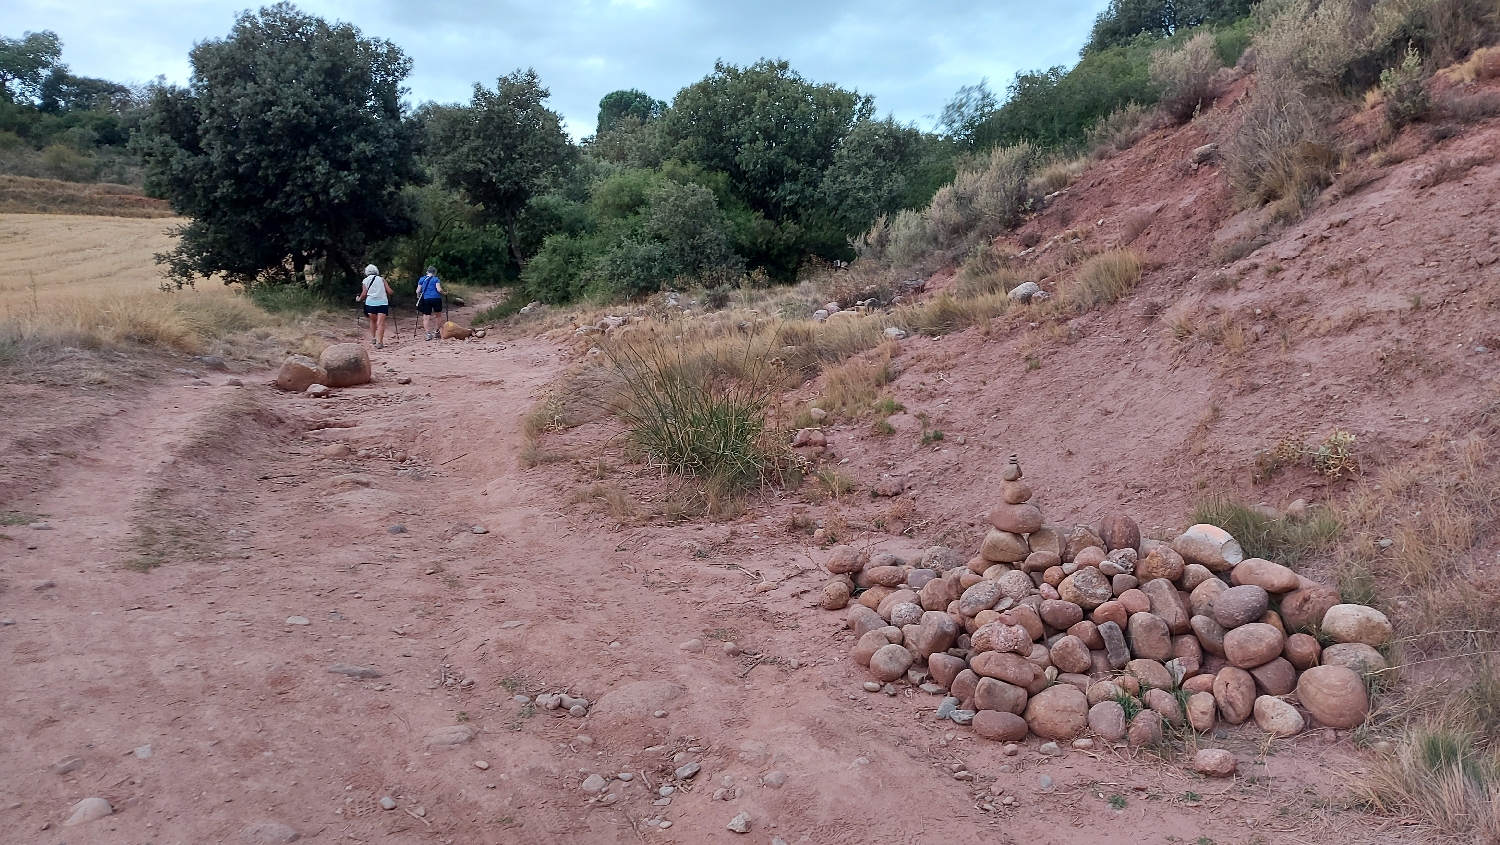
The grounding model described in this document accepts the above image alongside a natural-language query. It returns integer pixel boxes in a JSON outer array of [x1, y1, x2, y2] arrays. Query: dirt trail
[[1, 323, 1399, 845]]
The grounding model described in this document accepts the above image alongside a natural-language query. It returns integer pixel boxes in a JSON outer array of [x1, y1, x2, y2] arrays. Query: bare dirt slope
[[1, 314, 1407, 845]]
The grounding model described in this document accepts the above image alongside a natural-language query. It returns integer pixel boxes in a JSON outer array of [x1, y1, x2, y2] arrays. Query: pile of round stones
[[820, 457, 1389, 774]]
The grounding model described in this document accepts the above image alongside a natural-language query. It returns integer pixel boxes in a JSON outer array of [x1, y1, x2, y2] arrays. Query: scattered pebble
[[388, 524, 407, 534], [863, 681, 882, 693], [726, 812, 752, 834], [0, 617, 15, 626], [133, 745, 152, 760], [1001, 744, 1019, 757], [582, 774, 609, 794], [617, 772, 633, 781], [658, 786, 674, 797], [500, 620, 525, 629], [675, 762, 701, 780], [722, 642, 742, 656], [285, 616, 310, 626], [474, 760, 489, 770], [653, 710, 668, 718], [1038, 774, 1055, 790], [63, 797, 112, 827], [327, 663, 381, 679], [380, 796, 397, 810], [30, 522, 52, 530], [34, 579, 56, 590], [396, 376, 412, 384], [1039, 742, 1063, 757], [51, 757, 83, 775], [472, 526, 488, 534], [513, 695, 531, 705], [659, 820, 672, 829], [679, 639, 704, 653], [1072, 738, 1096, 751], [762, 770, 787, 789]]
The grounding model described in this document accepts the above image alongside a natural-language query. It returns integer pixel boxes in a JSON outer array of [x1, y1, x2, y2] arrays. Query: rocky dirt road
[[0, 324, 1407, 845]]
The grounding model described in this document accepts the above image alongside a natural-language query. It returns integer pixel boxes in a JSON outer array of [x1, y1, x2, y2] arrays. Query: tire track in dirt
[[0, 327, 1417, 844]]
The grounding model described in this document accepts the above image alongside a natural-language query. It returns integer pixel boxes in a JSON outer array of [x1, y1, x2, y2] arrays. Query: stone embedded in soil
[[424, 725, 476, 748], [726, 811, 752, 833], [1088, 701, 1127, 741], [1144, 688, 1184, 725], [240, 822, 302, 843], [1024, 684, 1090, 740], [582, 774, 609, 794], [51, 757, 83, 775], [821, 580, 852, 610], [676, 762, 701, 780], [275, 355, 327, 392], [1212, 669, 1260, 726], [380, 796, 398, 810], [1279, 583, 1341, 632], [1231, 558, 1301, 593], [63, 797, 113, 827], [974, 709, 1030, 741], [1253, 695, 1305, 737], [869, 643, 915, 682], [327, 663, 382, 679], [1127, 710, 1164, 746], [1297, 665, 1370, 729], [763, 770, 787, 789], [1187, 691, 1218, 733], [1192, 749, 1237, 778], [679, 639, 705, 653], [1320, 604, 1394, 647], [285, 616, 310, 626]]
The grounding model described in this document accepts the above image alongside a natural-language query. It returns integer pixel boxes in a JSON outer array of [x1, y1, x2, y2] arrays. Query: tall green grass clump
[[1191, 495, 1340, 567], [603, 332, 788, 504]]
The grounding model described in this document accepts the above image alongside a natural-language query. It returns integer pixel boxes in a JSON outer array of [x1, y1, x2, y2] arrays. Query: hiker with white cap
[[357, 263, 393, 349], [415, 265, 445, 341]]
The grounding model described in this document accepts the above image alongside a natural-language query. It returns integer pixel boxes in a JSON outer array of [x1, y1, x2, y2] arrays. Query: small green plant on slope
[[1381, 45, 1430, 129]]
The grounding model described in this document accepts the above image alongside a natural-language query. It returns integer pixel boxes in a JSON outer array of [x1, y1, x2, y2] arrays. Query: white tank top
[[362, 275, 389, 306]]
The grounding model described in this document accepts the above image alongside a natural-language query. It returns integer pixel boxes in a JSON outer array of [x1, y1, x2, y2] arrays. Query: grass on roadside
[[1190, 495, 1340, 567]]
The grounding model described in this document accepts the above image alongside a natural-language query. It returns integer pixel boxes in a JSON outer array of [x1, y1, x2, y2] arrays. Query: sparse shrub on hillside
[[1151, 33, 1227, 121], [1224, 87, 1333, 217], [1357, 718, 1500, 842], [1034, 155, 1089, 194], [884, 209, 933, 266], [1191, 495, 1340, 567], [1085, 102, 1155, 155], [925, 143, 1037, 249], [1061, 249, 1145, 310], [1381, 45, 1431, 128]]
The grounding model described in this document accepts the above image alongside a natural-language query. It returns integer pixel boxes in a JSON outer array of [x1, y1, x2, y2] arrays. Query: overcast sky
[[9, 0, 1109, 137]]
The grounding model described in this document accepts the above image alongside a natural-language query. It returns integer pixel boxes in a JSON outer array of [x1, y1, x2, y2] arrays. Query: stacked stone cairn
[[820, 456, 1387, 774]]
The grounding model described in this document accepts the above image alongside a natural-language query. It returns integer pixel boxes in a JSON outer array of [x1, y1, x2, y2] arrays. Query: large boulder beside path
[[275, 355, 327, 392], [319, 343, 371, 387]]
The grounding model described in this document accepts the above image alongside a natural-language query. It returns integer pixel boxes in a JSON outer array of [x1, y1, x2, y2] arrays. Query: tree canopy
[[425, 70, 575, 269], [0, 31, 62, 104], [1085, 0, 1254, 53], [135, 2, 417, 288], [596, 89, 665, 135]]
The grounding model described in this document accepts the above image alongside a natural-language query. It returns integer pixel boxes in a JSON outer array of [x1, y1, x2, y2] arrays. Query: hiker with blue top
[[416, 266, 445, 341]]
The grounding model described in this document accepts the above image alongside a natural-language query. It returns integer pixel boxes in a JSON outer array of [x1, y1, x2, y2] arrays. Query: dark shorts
[[363, 304, 389, 315], [417, 297, 443, 315]]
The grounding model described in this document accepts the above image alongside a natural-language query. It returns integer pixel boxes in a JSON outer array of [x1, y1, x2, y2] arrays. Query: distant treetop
[[596, 89, 665, 135], [1084, 0, 1253, 53]]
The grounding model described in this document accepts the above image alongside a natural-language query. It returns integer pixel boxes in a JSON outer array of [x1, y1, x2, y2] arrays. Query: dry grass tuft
[[1060, 249, 1145, 311], [818, 341, 896, 420]]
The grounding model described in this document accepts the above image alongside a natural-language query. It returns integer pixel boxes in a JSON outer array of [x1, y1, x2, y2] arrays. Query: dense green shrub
[[1381, 45, 1430, 127], [1151, 32, 1225, 121]]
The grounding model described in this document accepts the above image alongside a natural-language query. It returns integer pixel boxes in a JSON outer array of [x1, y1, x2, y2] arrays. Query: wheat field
[[0, 213, 192, 316]]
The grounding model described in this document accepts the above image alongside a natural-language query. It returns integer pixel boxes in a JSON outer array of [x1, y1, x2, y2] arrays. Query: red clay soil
[[4, 78, 1499, 844]]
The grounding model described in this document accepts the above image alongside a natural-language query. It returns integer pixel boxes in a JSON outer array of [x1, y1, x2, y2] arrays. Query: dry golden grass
[[818, 341, 897, 420], [0, 176, 173, 219], [1060, 249, 1145, 311], [0, 213, 187, 311]]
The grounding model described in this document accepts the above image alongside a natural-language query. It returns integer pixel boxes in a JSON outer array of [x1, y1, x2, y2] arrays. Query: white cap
[[364, 264, 379, 276]]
